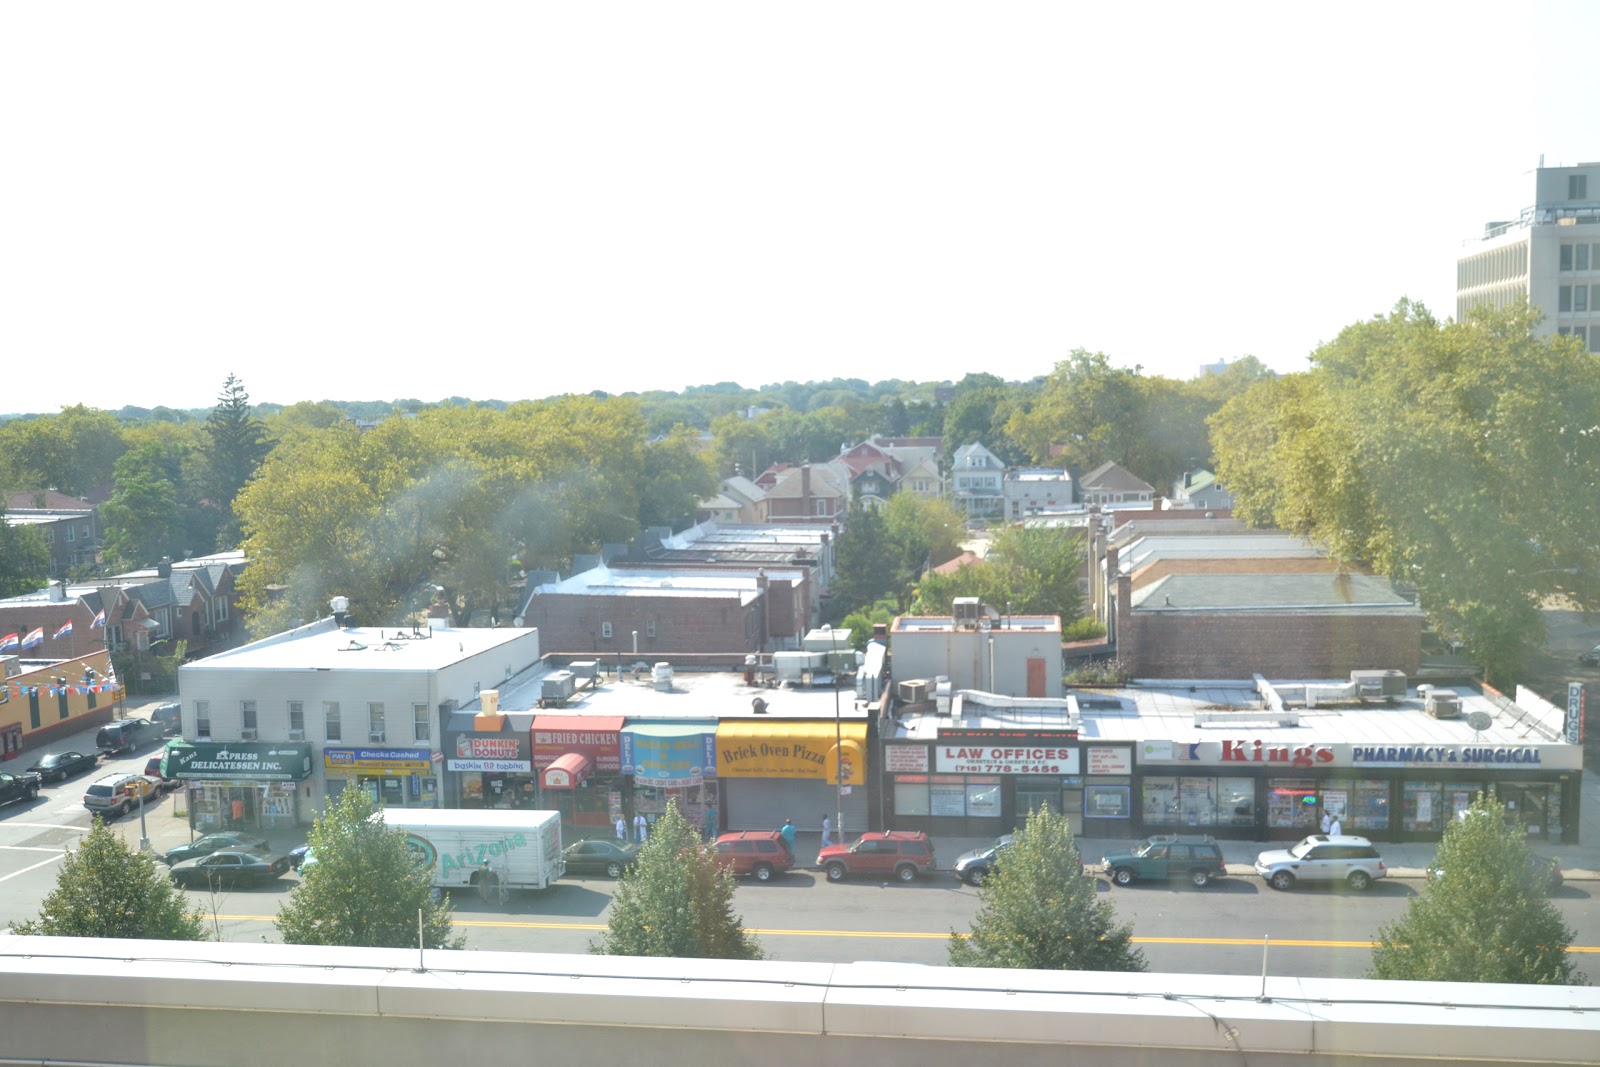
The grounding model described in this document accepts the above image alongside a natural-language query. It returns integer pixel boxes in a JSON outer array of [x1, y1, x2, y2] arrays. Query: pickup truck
[[0, 771, 43, 807]]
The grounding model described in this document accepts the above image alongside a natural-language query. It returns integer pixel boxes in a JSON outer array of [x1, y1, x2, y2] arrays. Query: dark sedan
[[953, 834, 1016, 886], [162, 832, 272, 866], [26, 751, 98, 783], [563, 838, 640, 878], [169, 848, 290, 889]]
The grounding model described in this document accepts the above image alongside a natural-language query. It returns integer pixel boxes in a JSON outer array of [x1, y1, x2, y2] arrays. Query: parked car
[[82, 773, 160, 817], [288, 843, 313, 869], [142, 755, 181, 794], [563, 838, 640, 878], [1579, 645, 1600, 667], [1427, 853, 1563, 893], [1101, 835, 1228, 888], [169, 848, 291, 889], [95, 718, 155, 756], [711, 831, 794, 882], [26, 750, 98, 783], [1254, 834, 1387, 891], [150, 701, 183, 737], [953, 834, 1016, 886], [0, 771, 43, 807], [817, 831, 935, 883], [162, 831, 273, 866]]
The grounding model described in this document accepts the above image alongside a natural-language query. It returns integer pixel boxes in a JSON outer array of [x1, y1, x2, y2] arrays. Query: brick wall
[[1130, 557, 1343, 591], [523, 593, 765, 655], [1120, 608, 1422, 679]]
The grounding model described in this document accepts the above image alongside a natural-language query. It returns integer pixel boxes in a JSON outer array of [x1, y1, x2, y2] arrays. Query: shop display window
[[893, 775, 930, 816], [1084, 784, 1130, 820], [1015, 775, 1061, 816], [1402, 780, 1443, 831], [1266, 778, 1320, 832], [1350, 780, 1390, 832], [965, 778, 1002, 818], [930, 776, 967, 817], [1142, 777, 1250, 828]]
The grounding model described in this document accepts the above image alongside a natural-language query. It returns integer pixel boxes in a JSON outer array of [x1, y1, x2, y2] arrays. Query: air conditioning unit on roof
[[897, 679, 929, 704], [1424, 689, 1461, 719]]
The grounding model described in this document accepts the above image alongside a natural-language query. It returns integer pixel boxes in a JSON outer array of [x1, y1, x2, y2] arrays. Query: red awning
[[540, 752, 593, 790]]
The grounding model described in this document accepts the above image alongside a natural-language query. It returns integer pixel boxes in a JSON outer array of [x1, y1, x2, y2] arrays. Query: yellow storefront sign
[[715, 721, 866, 784]]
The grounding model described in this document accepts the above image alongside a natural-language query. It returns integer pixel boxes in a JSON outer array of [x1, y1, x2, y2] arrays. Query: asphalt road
[[7, 767, 1597, 977]]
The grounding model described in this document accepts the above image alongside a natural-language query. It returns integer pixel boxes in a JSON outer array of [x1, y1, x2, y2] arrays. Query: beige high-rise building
[[1457, 161, 1600, 353]]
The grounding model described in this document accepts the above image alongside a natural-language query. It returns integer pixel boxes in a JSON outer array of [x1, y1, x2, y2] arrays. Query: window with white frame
[[325, 701, 342, 741], [196, 701, 211, 738], [65, 524, 75, 542], [601, 622, 613, 639], [368, 702, 385, 740], [1570, 174, 1588, 200], [241, 700, 257, 731], [289, 701, 304, 735], [413, 703, 430, 741], [646, 618, 656, 639]]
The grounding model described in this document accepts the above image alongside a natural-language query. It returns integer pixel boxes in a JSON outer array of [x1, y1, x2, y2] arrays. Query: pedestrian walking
[[779, 818, 797, 855], [1328, 815, 1342, 837], [634, 812, 648, 843], [703, 805, 718, 842], [1320, 811, 1333, 836], [820, 814, 833, 848], [616, 815, 628, 841]]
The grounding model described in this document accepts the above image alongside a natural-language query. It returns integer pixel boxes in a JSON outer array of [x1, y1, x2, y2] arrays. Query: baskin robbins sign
[[447, 734, 531, 774]]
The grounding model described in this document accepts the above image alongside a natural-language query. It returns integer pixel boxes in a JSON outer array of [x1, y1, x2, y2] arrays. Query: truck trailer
[[376, 809, 564, 896]]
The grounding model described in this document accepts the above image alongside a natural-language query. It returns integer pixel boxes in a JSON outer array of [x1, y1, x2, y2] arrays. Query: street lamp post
[[824, 625, 844, 845], [137, 784, 150, 852]]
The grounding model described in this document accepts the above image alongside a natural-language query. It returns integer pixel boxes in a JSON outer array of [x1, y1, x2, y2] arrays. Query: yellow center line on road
[[202, 914, 1600, 954]]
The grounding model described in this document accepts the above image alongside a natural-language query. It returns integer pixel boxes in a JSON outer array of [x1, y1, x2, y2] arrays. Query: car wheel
[[1190, 869, 1210, 888], [754, 863, 774, 882], [1347, 870, 1372, 891], [825, 862, 847, 883], [1269, 870, 1295, 891], [27, 786, 38, 801], [894, 863, 918, 883], [1112, 867, 1134, 887], [606, 861, 623, 878], [963, 868, 986, 887]]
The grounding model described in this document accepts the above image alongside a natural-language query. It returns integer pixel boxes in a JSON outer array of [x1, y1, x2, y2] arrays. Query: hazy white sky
[[3, 2, 1595, 415]]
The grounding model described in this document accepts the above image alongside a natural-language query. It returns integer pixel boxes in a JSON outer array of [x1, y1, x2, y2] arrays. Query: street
[[5, 764, 1597, 978]]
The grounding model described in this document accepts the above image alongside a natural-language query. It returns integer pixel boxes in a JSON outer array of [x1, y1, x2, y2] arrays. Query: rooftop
[[1131, 573, 1420, 613], [529, 565, 803, 603], [184, 619, 531, 673], [893, 614, 1060, 634]]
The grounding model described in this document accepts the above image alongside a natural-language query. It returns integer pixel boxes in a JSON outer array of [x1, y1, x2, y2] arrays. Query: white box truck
[[377, 809, 564, 895]]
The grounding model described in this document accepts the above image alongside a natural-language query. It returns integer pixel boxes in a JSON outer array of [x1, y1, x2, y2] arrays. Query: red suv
[[817, 831, 935, 883], [711, 831, 794, 882]]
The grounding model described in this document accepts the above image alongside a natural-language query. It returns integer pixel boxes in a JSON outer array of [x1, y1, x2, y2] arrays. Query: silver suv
[[1254, 834, 1386, 891]]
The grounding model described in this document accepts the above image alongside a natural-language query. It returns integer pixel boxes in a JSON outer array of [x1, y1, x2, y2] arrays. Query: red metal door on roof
[[1026, 657, 1047, 698]]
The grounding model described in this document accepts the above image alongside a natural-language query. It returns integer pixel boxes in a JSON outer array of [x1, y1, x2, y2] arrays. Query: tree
[[1370, 792, 1584, 985], [881, 492, 966, 576], [204, 373, 270, 549], [0, 405, 127, 498], [592, 801, 762, 960], [275, 787, 464, 950], [11, 819, 207, 940], [825, 502, 908, 623], [100, 444, 183, 570], [0, 513, 49, 597], [949, 806, 1144, 972], [910, 525, 1084, 622]]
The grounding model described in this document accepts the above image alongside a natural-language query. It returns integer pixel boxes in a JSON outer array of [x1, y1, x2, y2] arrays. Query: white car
[[1254, 834, 1386, 891]]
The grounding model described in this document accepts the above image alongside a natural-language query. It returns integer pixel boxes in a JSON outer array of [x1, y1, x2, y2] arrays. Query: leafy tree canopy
[[1370, 792, 1584, 985], [912, 525, 1084, 622], [592, 801, 762, 960], [0, 515, 50, 598], [949, 806, 1145, 972], [205, 374, 271, 549], [275, 786, 463, 950], [12, 819, 208, 941]]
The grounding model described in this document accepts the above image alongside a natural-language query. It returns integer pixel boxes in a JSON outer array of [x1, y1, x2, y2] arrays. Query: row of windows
[[1560, 243, 1600, 272], [192, 700, 431, 742], [1556, 325, 1600, 352], [599, 620, 658, 640], [1557, 283, 1600, 312], [1457, 242, 1528, 289]]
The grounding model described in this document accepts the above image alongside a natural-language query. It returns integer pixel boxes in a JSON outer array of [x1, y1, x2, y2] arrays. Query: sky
[[4, 2, 1597, 416]]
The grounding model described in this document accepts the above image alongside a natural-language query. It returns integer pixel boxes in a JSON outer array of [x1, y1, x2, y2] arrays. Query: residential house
[[763, 462, 851, 524], [628, 522, 837, 615], [695, 476, 769, 525], [98, 552, 246, 659], [948, 443, 1005, 519], [3, 490, 102, 580], [1169, 469, 1234, 511], [1077, 461, 1155, 507], [1003, 467, 1075, 519]]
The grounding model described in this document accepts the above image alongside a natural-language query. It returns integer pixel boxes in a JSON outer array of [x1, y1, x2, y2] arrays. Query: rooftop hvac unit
[[897, 679, 930, 704], [653, 662, 674, 692], [773, 651, 811, 684], [568, 660, 599, 683], [952, 597, 981, 630], [1424, 689, 1462, 719], [1350, 670, 1407, 697], [541, 671, 577, 705]]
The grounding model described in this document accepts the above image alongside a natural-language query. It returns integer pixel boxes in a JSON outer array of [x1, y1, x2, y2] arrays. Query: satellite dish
[[1466, 711, 1493, 733]]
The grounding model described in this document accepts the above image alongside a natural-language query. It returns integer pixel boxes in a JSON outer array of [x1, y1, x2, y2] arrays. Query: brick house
[[763, 462, 851, 523], [4, 490, 102, 580]]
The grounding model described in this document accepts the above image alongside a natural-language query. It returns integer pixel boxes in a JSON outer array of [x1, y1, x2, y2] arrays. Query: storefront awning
[[621, 721, 717, 781], [715, 721, 867, 784], [163, 741, 314, 782], [541, 752, 593, 790]]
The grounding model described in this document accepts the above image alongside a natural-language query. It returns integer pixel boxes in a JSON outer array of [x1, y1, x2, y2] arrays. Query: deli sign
[[936, 745, 1080, 775], [166, 741, 313, 781]]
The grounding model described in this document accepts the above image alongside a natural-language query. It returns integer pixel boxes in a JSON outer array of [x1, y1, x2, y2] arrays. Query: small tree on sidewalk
[[949, 806, 1145, 972], [276, 787, 464, 950], [592, 801, 762, 960], [11, 818, 208, 941], [1370, 792, 1584, 985]]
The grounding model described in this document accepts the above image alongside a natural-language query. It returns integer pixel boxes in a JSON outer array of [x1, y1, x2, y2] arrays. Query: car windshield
[[1288, 838, 1318, 859]]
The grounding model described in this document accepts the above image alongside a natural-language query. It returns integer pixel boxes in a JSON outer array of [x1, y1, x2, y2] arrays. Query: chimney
[[49, 580, 67, 602], [157, 557, 172, 579], [801, 464, 811, 501]]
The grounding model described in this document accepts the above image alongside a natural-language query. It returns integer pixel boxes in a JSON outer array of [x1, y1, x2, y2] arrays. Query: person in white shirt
[[821, 814, 833, 848], [1320, 812, 1333, 836], [1328, 816, 1342, 837]]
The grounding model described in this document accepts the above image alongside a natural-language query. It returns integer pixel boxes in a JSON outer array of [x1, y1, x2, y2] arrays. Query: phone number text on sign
[[935, 746, 1080, 775]]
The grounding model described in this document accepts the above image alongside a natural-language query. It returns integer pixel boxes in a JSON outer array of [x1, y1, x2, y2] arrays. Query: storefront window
[[1015, 776, 1061, 816], [1402, 780, 1443, 832], [894, 775, 930, 816], [1143, 776, 1251, 828], [965, 778, 1002, 818], [1084, 784, 1130, 820], [1350, 780, 1390, 832], [1445, 782, 1481, 822], [1266, 778, 1320, 832], [930, 775, 967, 817]]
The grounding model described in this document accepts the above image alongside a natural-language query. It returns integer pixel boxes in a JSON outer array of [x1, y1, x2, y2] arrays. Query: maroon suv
[[817, 831, 935, 883], [711, 831, 794, 882]]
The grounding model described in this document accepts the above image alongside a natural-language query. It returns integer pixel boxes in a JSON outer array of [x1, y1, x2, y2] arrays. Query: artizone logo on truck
[[404, 831, 531, 879]]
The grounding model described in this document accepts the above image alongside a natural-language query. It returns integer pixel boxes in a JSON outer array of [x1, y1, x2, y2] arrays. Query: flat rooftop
[[531, 565, 803, 602], [1120, 534, 1325, 572], [893, 615, 1060, 634], [185, 620, 531, 673]]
